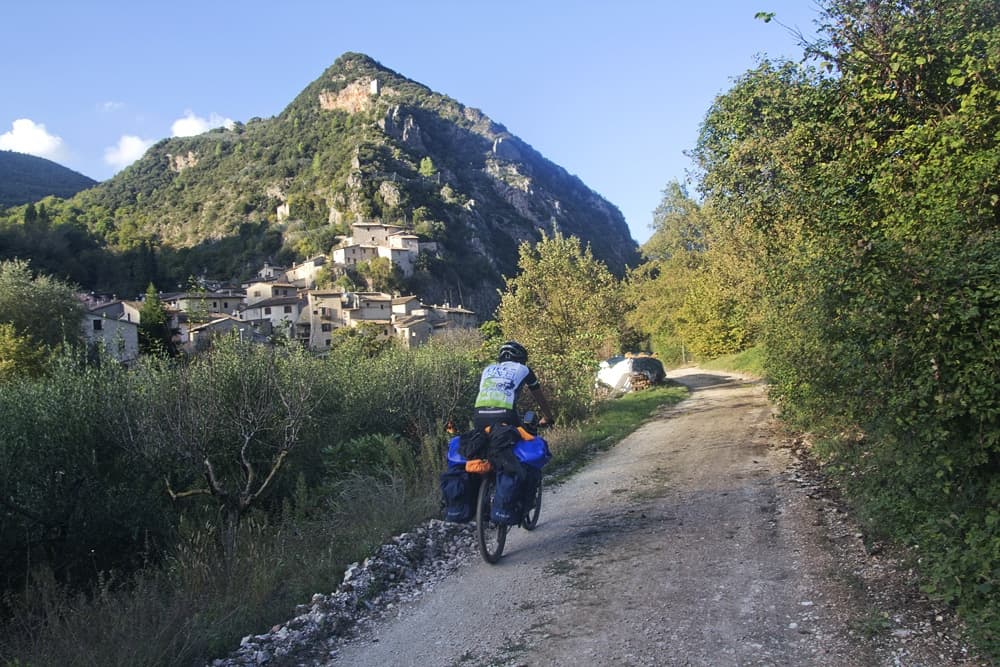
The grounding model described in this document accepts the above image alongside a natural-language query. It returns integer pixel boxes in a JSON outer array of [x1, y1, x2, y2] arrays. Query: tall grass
[[0, 352, 686, 666], [0, 465, 442, 667]]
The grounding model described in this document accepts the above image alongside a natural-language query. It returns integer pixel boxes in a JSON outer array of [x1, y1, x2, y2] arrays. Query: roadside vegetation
[[697, 346, 765, 379], [627, 1, 999, 656], [0, 335, 682, 666]]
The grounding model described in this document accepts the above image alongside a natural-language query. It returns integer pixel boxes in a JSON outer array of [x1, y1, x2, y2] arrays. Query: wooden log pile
[[628, 373, 654, 391]]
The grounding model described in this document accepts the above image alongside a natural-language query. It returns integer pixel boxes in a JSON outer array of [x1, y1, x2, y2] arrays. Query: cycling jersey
[[473, 361, 539, 428]]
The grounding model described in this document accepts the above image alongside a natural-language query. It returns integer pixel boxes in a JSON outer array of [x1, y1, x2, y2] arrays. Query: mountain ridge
[[2, 52, 639, 312], [0, 150, 97, 209]]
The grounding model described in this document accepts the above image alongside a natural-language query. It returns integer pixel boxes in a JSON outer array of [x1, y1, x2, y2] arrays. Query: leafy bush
[[677, 0, 1000, 654]]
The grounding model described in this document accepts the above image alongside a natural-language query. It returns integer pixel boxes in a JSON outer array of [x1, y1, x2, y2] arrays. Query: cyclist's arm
[[529, 385, 555, 425]]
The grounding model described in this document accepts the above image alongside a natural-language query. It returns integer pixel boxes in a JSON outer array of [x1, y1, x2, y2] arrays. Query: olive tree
[[0, 259, 84, 350], [118, 337, 317, 564]]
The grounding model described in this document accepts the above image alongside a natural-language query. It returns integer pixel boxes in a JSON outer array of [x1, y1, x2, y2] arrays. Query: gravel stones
[[210, 519, 476, 666]]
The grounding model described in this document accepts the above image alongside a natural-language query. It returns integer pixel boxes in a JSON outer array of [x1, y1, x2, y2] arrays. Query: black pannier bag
[[457, 428, 489, 460], [490, 466, 542, 525], [440, 468, 481, 522], [490, 470, 524, 525]]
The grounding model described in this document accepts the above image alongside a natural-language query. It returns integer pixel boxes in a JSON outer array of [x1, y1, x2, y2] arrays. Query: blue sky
[[1, 1, 821, 244]]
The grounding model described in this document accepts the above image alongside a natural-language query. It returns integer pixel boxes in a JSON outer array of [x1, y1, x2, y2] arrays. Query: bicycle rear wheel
[[521, 477, 542, 530], [476, 475, 507, 563]]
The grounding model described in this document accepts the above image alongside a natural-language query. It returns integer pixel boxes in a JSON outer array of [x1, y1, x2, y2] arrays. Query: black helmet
[[498, 340, 528, 364]]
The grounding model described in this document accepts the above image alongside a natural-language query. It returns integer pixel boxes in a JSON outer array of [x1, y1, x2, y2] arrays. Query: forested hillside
[[629, 0, 999, 653], [0, 53, 637, 311], [0, 150, 96, 208]]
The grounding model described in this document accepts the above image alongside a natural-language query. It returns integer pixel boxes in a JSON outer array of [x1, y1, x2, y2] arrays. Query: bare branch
[[202, 458, 226, 497], [245, 449, 290, 511], [164, 476, 213, 501]]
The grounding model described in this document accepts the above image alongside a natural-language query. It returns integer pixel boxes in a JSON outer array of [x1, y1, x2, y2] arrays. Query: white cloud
[[100, 101, 125, 113], [104, 135, 155, 169], [0, 118, 66, 160], [171, 110, 234, 137]]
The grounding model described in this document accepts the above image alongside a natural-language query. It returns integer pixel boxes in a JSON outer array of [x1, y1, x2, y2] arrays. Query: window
[[254, 290, 261, 297], [321, 323, 332, 332], [264, 307, 272, 315], [325, 339, 331, 346], [283, 305, 292, 313], [92, 319, 103, 331]]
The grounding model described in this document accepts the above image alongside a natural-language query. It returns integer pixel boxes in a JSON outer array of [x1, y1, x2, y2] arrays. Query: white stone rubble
[[210, 519, 475, 666]]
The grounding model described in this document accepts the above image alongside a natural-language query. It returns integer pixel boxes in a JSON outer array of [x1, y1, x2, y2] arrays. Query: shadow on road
[[667, 372, 763, 393]]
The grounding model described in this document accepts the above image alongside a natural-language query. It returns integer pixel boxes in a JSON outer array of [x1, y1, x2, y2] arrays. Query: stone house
[[349, 222, 405, 245], [187, 316, 268, 352], [342, 292, 393, 332], [331, 222, 428, 278], [83, 310, 139, 363], [256, 262, 286, 281], [88, 299, 143, 324], [238, 296, 305, 340], [392, 313, 432, 348], [244, 281, 298, 306], [162, 290, 245, 320], [283, 256, 328, 289], [425, 303, 477, 330], [300, 290, 348, 350]]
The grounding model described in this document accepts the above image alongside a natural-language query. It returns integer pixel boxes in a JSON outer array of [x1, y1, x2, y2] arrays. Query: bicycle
[[471, 413, 547, 564]]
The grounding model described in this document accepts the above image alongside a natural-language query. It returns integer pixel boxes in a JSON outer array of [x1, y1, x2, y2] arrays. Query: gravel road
[[323, 368, 985, 667]]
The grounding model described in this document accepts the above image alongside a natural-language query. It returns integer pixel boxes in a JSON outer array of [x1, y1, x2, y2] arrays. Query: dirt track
[[327, 368, 985, 666]]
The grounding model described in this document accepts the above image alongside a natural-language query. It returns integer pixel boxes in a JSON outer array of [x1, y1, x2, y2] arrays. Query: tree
[[681, 0, 1000, 646], [0, 322, 47, 380], [497, 229, 627, 420], [0, 259, 84, 350], [626, 182, 709, 361], [643, 180, 707, 262], [0, 350, 172, 591], [118, 338, 316, 565], [183, 277, 211, 324], [418, 157, 437, 178], [137, 283, 176, 355], [356, 256, 402, 292]]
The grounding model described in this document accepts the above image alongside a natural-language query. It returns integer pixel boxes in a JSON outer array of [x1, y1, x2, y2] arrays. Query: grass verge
[[697, 345, 766, 378], [544, 384, 688, 481]]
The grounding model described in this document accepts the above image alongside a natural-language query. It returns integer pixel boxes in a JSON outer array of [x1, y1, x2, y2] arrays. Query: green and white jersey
[[474, 361, 539, 410]]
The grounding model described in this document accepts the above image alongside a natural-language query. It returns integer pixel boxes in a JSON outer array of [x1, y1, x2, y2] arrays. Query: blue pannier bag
[[440, 468, 480, 522], [446, 435, 467, 469], [490, 471, 523, 525], [513, 436, 551, 469]]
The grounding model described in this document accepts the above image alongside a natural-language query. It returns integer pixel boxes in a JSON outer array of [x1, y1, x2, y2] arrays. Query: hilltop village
[[81, 221, 476, 362]]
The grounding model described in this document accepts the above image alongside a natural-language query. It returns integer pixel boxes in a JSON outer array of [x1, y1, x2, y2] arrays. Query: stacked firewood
[[628, 373, 653, 391]]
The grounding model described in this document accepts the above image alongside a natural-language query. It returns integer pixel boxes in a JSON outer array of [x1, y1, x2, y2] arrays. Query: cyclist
[[473, 340, 555, 430]]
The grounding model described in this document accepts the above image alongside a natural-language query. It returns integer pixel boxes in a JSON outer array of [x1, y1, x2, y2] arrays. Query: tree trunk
[[218, 499, 241, 575]]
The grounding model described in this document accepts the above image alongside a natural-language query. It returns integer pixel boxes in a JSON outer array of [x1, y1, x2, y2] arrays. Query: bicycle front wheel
[[476, 475, 507, 563], [521, 477, 542, 531]]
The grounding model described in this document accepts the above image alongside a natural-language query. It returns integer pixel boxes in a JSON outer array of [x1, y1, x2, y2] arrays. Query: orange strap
[[465, 459, 493, 474]]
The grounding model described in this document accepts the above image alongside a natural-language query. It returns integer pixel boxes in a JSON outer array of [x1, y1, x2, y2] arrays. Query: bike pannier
[[446, 435, 466, 469], [490, 471, 524, 525], [513, 436, 551, 469], [440, 468, 480, 523]]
